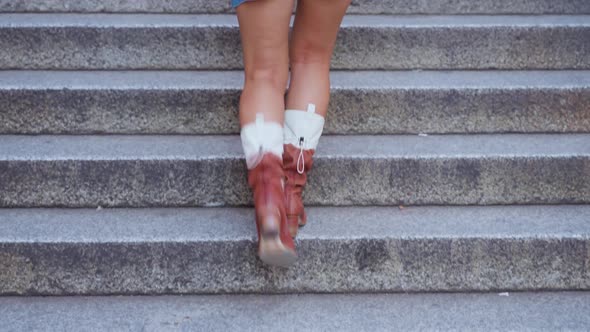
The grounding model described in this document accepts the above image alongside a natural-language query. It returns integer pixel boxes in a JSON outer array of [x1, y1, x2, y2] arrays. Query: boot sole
[[258, 233, 297, 268]]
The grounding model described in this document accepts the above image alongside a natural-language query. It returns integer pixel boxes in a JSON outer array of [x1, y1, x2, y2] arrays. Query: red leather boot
[[283, 104, 325, 237], [247, 153, 296, 267], [242, 114, 296, 267]]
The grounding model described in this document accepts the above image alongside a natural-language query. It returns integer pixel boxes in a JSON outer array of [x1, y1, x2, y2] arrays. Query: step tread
[[1, 0, 588, 15], [1, 206, 589, 243], [2, 292, 590, 331], [1, 134, 589, 161], [1, 13, 589, 28], [2, 70, 590, 90]]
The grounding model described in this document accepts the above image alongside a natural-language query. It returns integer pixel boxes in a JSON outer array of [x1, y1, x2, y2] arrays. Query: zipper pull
[[297, 137, 305, 174]]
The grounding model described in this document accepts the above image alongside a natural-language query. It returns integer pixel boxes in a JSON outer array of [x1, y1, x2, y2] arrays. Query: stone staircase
[[1, 0, 589, 330]]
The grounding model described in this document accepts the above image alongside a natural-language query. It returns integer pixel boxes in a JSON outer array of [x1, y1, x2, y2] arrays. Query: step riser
[[1, 157, 588, 207], [1, 22, 588, 70], [1, 0, 588, 14], [3, 84, 589, 134], [1, 237, 587, 295]]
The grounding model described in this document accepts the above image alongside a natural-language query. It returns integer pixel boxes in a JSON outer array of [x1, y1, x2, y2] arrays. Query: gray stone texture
[[1, 70, 589, 134], [0, 14, 589, 70], [1, 0, 589, 14], [2, 292, 590, 331], [0, 0, 589, 317], [0, 135, 588, 207], [0, 206, 588, 295]]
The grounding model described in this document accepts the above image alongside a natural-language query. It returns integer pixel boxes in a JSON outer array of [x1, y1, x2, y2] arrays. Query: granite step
[[2, 70, 589, 135], [2, 292, 590, 331], [2, 0, 589, 14], [1, 134, 588, 208], [1, 205, 589, 295], [0, 14, 588, 70]]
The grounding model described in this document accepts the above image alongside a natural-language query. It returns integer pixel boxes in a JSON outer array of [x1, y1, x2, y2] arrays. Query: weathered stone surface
[[3, 292, 590, 331], [2, 70, 589, 135], [0, 135, 588, 207], [1, 0, 588, 14], [0, 205, 588, 295], [0, 14, 588, 70]]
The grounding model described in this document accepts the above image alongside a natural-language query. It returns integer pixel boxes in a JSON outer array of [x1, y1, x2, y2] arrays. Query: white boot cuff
[[240, 113, 284, 169], [284, 104, 325, 150]]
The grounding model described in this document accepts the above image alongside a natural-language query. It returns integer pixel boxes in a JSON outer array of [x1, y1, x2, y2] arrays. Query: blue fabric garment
[[232, 0, 254, 8]]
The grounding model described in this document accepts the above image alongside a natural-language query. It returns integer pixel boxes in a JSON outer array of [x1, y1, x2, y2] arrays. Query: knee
[[244, 61, 289, 91], [290, 38, 333, 66]]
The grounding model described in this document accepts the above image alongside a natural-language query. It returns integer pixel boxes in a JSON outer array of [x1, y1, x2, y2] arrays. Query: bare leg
[[236, 0, 298, 267], [281, 0, 351, 238], [286, 0, 351, 117], [236, 0, 294, 126]]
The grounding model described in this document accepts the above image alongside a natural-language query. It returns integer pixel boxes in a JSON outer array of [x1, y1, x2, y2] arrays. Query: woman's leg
[[282, 0, 351, 237], [236, 0, 294, 126], [236, 0, 297, 267], [286, 0, 351, 117]]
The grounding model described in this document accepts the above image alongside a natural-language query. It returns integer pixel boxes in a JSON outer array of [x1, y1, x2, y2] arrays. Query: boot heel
[[258, 215, 297, 267], [287, 215, 299, 238], [259, 213, 280, 238]]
